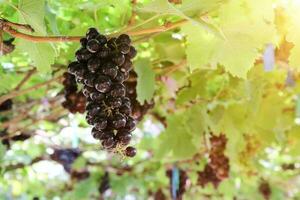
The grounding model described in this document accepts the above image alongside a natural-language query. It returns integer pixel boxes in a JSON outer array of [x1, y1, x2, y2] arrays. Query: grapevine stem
[[1, 18, 187, 42], [0, 75, 62, 105]]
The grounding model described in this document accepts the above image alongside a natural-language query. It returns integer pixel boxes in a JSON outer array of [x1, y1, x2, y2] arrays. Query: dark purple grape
[[125, 117, 136, 132], [68, 61, 80, 75], [90, 91, 105, 101], [101, 64, 118, 79], [86, 114, 95, 125], [91, 128, 105, 139], [86, 27, 99, 40], [80, 38, 88, 47], [122, 97, 131, 107], [96, 34, 107, 45], [102, 137, 116, 149], [118, 43, 130, 54], [82, 86, 94, 97], [111, 113, 126, 129], [97, 47, 110, 58], [116, 131, 132, 145], [123, 71, 129, 81], [106, 97, 122, 108], [75, 77, 85, 84], [87, 39, 100, 53], [87, 57, 101, 73], [127, 46, 137, 59], [114, 71, 125, 83], [74, 68, 87, 79], [125, 146, 136, 157], [107, 37, 117, 49], [76, 48, 92, 62], [119, 59, 132, 72], [119, 105, 131, 115], [84, 73, 95, 87], [86, 102, 99, 110], [112, 52, 125, 66], [116, 34, 131, 45], [110, 84, 126, 97], [87, 105, 102, 117], [95, 76, 112, 93], [94, 117, 108, 130]]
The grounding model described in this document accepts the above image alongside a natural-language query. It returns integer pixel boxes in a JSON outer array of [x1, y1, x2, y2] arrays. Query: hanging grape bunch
[[197, 134, 230, 188], [61, 72, 86, 114], [67, 28, 137, 157]]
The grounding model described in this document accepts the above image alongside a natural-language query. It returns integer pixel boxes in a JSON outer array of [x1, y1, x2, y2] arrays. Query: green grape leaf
[[18, 0, 46, 34], [0, 143, 6, 164], [286, 3, 300, 68], [0, 73, 23, 93], [17, 41, 56, 73], [135, 58, 155, 104], [181, 0, 276, 78]]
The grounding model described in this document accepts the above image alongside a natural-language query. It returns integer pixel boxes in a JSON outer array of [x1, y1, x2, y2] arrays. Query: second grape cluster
[[67, 28, 137, 157]]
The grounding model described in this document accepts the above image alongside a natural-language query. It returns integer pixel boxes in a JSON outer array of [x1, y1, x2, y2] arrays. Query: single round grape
[[87, 57, 101, 73], [86, 102, 99, 111], [67, 61, 80, 75], [102, 137, 116, 149], [123, 71, 129, 81], [87, 39, 100, 53], [75, 76, 85, 84], [125, 146, 136, 157], [101, 64, 118, 79], [119, 59, 132, 72], [97, 47, 110, 58], [91, 127, 105, 140], [86, 114, 95, 125], [90, 91, 105, 101], [96, 34, 107, 45], [74, 68, 86, 79], [95, 75, 112, 93], [119, 104, 131, 115], [86, 27, 99, 40], [109, 84, 126, 97], [116, 34, 131, 45], [80, 38, 88, 47], [107, 37, 117, 49], [83, 73, 95, 87], [127, 46, 137, 59], [94, 117, 108, 130], [118, 43, 130, 54], [116, 131, 132, 146], [106, 97, 122, 108], [111, 113, 126, 129], [112, 52, 125, 66], [75, 48, 92, 62], [87, 105, 102, 117], [82, 86, 94, 97], [122, 97, 131, 107], [114, 71, 125, 83], [125, 117, 136, 132]]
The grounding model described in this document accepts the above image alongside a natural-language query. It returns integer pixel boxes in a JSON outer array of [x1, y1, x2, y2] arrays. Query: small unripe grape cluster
[[197, 134, 230, 188], [67, 28, 137, 157], [61, 72, 86, 114]]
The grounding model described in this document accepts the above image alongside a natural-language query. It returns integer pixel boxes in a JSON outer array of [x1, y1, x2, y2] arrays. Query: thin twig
[[2, 19, 187, 42], [14, 68, 36, 90], [1, 18, 34, 32], [0, 75, 62, 104]]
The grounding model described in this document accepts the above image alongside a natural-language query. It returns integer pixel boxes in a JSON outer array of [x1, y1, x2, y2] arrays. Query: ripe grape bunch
[[67, 28, 137, 157], [197, 134, 230, 188], [61, 72, 86, 114]]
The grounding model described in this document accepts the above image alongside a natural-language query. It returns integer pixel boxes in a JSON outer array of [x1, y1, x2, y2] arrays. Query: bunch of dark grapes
[[125, 71, 154, 121], [154, 189, 166, 200], [67, 28, 138, 157], [0, 99, 13, 112], [61, 72, 86, 113], [197, 134, 229, 188], [50, 148, 81, 172], [99, 171, 110, 195], [259, 180, 271, 200], [166, 169, 188, 200], [71, 169, 90, 181]]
